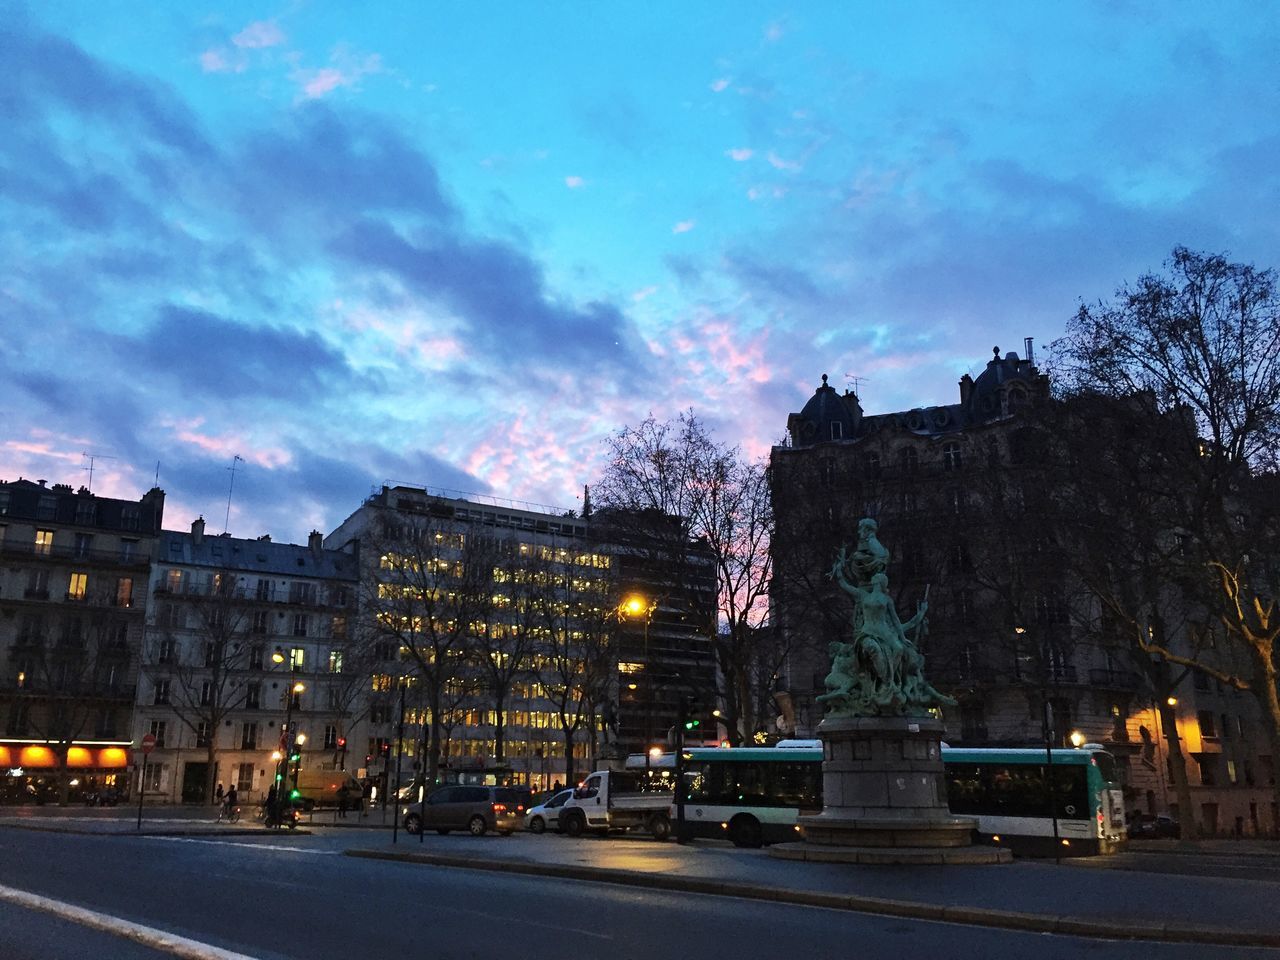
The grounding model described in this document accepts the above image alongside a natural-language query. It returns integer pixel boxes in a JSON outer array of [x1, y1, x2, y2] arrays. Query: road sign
[[141, 733, 157, 754]]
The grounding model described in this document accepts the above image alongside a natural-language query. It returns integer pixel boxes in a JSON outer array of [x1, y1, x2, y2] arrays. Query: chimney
[[959, 373, 974, 405], [1024, 336, 1035, 365], [191, 516, 205, 545], [308, 530, 323, 553]]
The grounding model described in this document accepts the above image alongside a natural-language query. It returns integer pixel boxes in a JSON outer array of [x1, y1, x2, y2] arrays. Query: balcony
[[1088, 668, 1141, 691], [23, 588, 50, 601], [0, 539, 149, 569]]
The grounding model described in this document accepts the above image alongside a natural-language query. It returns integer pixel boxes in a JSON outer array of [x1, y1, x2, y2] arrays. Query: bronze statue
[[818, 519, 953, 717]]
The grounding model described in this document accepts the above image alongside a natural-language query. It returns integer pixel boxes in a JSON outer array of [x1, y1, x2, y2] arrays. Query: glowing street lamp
[[1069, 730, 1085, 748]]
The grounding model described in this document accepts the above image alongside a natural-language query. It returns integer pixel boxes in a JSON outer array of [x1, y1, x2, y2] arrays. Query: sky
[[2, 2, 1277, 543]]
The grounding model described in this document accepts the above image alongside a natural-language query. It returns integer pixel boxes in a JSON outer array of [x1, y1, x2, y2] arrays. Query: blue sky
[[2, 2, 1277, 541]]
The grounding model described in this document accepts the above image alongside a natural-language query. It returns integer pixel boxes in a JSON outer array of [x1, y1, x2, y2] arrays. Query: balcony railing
[[1088, 668, 1141, 691], [0, 539, 149, 568]]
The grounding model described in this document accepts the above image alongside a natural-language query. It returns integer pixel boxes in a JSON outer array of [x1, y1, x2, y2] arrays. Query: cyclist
[[220, 784, 239, 822]]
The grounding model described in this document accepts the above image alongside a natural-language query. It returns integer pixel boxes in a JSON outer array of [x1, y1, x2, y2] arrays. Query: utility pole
[[223, 455, 244, 534]]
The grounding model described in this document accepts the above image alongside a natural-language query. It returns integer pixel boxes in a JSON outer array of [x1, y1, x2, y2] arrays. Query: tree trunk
[[427, 687, 442, 786], [493, 695, 506, 764], [1247, 646, 1280, 837], [1160, 702, 1199, 839], [564, 729, 576, 787], [56, 747, 71, 806], [206, 742, 219, 804]]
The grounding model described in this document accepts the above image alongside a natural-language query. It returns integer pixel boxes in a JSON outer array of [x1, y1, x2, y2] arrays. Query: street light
[[273, 646, 306, 814], [1069, 730, 1085, 748], [620, 594, 658, 776], [1016, 624, 1062, 861]]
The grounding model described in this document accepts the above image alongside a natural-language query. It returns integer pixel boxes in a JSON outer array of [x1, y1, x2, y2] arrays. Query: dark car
[[401, 785, 519, 837], [1129, 813, 1180, 839]]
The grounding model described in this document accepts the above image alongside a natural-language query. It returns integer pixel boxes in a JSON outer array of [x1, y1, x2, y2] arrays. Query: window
[[67, 572, 88, 601], [290, 647, 305, 668], [327, 650, 344, 673], [1227, 760, 1238, 785], [37, 496, 56, 520], [942, 441, 962, 471], [25, 568, 49, 598], [331, 616, 348, 640], [115, 578, 133, 608], [74, 533, 94, 558], [245, 682, 261, 710], [200, 681, 213, 706], [948, 489, 965, 515], [120, 539, 138, 562], [196, 721, 212, 748], [327, 687, 342, 710], [121, 506, 140, 530], [241, 723, 258, 750], [34, 529, 54, 556], [830, 421, 843, 440], [1199, 757, 1217, 787], [864, 451, 881, 477], [289, 582, 317, 605], [256, 579, 274, 602], [148, 720, 167, 748], [75, 500, 96, 525], [166, 569, 183, 593], [1198, 711, 1217, 739], [143, 763, 165, 793], [236, 762, 254, 793], [901, 448, 918, 474], [292, 614, 308, 637], [252, 611, 269, 635], [156, 638, 175, 664], [153, 680, 170, 705], [249, 645, 264, 670], [324, 725, 338, 750]]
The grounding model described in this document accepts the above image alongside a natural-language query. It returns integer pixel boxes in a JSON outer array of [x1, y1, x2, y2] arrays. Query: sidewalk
[[343, 833, 1280, 949]]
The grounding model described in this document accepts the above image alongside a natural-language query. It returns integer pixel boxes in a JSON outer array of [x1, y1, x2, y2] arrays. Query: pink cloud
[[199, 49, 233, 73], [710, 78, 731, 93], [564, 175, 585, 189], [766, 151, 801, 172], [294, 51, 382, 100], [725, 148, 753, 162], [672, 220, 696, 234], [233, 20, 286, 49]]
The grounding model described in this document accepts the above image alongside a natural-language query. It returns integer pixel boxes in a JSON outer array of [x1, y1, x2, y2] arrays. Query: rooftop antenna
[[844, 374, 870, 396], [81, 451, 117, 494], [224, 455, 244, 534], [154, 461, 161, 487]]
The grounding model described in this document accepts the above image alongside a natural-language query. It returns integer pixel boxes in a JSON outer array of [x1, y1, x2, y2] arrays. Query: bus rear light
[[492, 803, 507, 814]]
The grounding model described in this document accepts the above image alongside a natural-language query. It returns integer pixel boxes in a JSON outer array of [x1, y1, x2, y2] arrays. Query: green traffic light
[[684, 719, 700, 729], [289, 789, 300, 800]]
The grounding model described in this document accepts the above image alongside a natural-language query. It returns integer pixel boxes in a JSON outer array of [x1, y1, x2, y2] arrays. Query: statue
[[818, 519, 953, 717]]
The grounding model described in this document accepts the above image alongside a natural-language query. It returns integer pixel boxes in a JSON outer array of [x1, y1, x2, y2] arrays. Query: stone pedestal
[[771, 716, 1010, 864]]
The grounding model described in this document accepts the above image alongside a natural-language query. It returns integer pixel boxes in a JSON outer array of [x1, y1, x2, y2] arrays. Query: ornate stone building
[[0, 478, 164, 802], [770, 344, 1276, 835]]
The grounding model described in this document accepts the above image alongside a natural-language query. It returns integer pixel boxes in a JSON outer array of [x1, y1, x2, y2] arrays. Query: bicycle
[[217, 803, 241, 823]]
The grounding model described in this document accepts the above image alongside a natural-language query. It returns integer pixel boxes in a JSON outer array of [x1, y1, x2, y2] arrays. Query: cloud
[[564, 175, 585, 188], [632, 285, 659, 302], [763, 21, 786, 43], [672, 220, 696, 234], [710, 78, 731, 93], [726, 148, 753, 162], [232, 20, 285, 50], [293, 48, 382, 100], [199, 49, 233, 73], [766, 151, 801, 172]]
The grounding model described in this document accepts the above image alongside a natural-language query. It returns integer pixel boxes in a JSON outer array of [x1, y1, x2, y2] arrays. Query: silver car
[[525, 788, 574, 834]]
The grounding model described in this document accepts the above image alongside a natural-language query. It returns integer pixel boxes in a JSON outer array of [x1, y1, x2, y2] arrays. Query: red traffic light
[[337, 737, 347, 748]]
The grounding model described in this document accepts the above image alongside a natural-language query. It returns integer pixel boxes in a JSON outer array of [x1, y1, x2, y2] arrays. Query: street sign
[[141, 733, 157, 754]]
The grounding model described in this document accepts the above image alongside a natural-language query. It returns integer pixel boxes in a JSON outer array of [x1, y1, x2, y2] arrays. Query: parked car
[[292, 771, 364, 811], [1129, 813, 1181, 839], [525, 788, 574, 834], [401, 785, 519, 836]]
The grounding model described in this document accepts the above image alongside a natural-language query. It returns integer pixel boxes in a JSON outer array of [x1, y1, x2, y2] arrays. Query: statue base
[[769, 716, 1009, 865]]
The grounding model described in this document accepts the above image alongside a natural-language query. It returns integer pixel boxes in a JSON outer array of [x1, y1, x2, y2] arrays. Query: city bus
[[673, 743, 1125, 854]]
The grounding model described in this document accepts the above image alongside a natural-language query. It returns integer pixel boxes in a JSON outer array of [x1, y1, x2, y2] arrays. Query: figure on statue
[[818, 519, 953, 717]]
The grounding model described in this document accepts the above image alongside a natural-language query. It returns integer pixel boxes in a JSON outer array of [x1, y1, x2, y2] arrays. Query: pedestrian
[[265, 783, 279, 825], [336, 782, 350, 819], [215, 782, 224, 804]]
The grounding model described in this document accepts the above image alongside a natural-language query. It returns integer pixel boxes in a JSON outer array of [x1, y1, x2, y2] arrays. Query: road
[[0, 825, 1275, 960]]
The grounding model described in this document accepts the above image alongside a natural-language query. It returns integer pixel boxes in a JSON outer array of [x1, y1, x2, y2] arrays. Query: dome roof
[[792, 374, 858, 445], [967, 346, 1038, 418]]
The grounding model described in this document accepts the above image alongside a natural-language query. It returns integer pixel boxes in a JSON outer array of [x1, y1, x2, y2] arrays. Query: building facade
[[133, 518, 358, 804], [325, 486, 716, 793], [0, 478, 163, 803], [770, 345, 1276, 835]]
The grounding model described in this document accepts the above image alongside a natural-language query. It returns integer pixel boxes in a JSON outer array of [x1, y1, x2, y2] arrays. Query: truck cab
[[559, 769, 672, 840]]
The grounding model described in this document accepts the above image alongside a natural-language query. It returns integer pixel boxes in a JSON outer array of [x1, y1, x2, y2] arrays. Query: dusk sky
[[3, 3, 1277, 543]]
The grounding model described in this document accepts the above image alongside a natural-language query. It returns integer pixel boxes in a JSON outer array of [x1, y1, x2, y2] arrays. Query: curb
[[343, 848, 1280, 949], [0, 822, 312, 839]]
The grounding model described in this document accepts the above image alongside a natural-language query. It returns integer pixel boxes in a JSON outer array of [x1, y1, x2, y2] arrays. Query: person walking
[[336, 782, 350, 819], [215, 782, 224, 805]]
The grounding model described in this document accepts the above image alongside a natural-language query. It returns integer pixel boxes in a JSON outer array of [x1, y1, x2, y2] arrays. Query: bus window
[[772, 762, 821, 809]]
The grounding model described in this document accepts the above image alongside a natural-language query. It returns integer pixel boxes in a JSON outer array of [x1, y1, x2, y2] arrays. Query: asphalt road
[[0, 826, 1275, 960]]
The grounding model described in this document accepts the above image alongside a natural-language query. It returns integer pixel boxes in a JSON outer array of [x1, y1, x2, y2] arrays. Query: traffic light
[[289, 748, 301, 763], [289, 788, 301, 801], [337, 737, 347, 749], [684, 718, 701, 731]]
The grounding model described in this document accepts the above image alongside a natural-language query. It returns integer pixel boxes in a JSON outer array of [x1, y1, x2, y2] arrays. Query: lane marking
[[142, 837, 339, 854], [442, 902, 613, 940], [0, 881, 264, 960]]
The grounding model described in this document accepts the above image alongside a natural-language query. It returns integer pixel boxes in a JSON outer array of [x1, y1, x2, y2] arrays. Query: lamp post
[[272, 647, 305, 812], [1019, 625, 1062, 862], [622, 594, 658, 777]]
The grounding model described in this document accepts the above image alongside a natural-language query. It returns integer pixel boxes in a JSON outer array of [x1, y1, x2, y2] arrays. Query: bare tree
[[1052, 246, 1280, 828], [594, 412, 772, 744], [144, 572, 250, 804], [361, 514, 485, 787]]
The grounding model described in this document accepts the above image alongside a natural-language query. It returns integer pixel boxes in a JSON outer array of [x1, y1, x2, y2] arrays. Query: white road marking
[[0, 881, 264, 960], [141, 837, 339, 854], [442, 902, 613, 940]]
